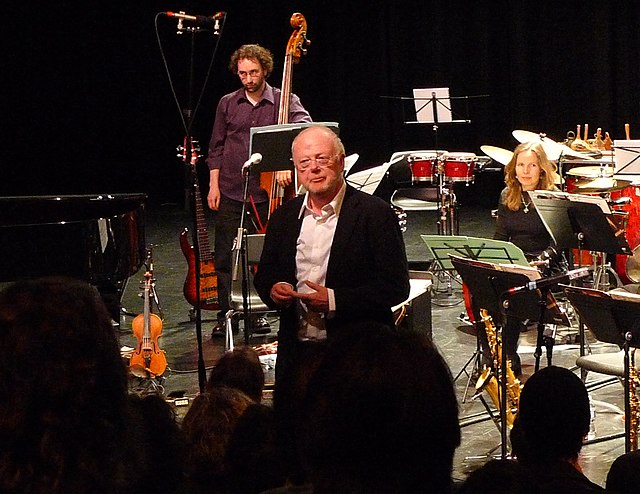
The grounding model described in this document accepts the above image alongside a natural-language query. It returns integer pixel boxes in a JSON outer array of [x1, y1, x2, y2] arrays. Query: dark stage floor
[[116, 198, 628, 489]]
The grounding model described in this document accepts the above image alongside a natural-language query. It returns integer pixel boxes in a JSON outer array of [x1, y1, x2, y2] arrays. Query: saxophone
[[475, 309, 522, 428], [629, 349, 640, 450]]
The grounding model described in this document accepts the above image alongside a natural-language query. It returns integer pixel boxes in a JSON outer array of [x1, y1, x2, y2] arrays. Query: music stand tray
[[529, 190, 631, 255], [450, 255, 568, 326], [249, 122, 339, 173], [421, 235, 529, 272]]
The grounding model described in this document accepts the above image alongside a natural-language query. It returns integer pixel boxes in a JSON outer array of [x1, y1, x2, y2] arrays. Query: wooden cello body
[[259, 13, 310, 220]]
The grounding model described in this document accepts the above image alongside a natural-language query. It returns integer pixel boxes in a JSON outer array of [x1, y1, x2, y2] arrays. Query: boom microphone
[[506, 267, 590, 295], [164, 11, 226, 30]]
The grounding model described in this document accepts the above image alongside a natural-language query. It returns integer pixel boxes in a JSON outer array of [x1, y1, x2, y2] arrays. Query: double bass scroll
[[260, 12, 311, 220]]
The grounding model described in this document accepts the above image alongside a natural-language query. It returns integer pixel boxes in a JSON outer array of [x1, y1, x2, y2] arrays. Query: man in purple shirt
[[205, 44, 311, 337]]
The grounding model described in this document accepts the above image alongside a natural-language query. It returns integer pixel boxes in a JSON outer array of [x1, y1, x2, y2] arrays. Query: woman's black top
[[493, 188, 553, 259]]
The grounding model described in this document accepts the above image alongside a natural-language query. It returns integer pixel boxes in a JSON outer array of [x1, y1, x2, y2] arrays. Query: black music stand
[[249, 121, 339, 173], [421, 235, 529, 399], [529, 190, 631, 257], [563, 285, 640, 453], [530, 190, 632, 375], [450, 255, 570, 459]]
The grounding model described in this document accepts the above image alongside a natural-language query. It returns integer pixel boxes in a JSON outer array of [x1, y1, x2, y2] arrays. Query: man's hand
[[275, 170, 293, 188], [292, 280, 329, 313], [207, 186, 221, 210], [270, 282, 296, 308]]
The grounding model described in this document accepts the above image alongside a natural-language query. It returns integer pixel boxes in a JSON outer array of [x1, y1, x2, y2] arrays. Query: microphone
[[164, 11, 226, 30], [507, 267, 590, 295], [242, 153, 263, 173]]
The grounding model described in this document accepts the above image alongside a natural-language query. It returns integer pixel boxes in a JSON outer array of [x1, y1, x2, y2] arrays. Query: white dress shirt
[[295, 183, 346, 340]]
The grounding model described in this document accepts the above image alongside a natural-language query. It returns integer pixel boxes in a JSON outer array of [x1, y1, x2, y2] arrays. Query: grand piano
[[0, 193, 146, 318]]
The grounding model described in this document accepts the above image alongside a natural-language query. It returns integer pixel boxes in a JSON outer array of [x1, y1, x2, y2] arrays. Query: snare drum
[[408, 153, 438, 183], [442, 152, 476, 183]]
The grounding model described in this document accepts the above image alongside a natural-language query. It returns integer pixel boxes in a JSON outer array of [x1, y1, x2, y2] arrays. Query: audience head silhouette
[[298, 322, 461, 493], [0, 277, 133, 493], [513, 365, 590, 463], [205, 346, 265, 403]]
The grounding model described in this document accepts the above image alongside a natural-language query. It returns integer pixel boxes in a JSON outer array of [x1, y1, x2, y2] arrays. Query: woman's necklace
[[522, 193, 531, 213]]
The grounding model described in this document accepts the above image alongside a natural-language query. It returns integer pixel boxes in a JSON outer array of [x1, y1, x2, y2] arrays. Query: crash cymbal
[[575, 177, 631, 193], [566, 165, 614, 178], [480, 145, 513, 166], [512, 130, 595, 161]]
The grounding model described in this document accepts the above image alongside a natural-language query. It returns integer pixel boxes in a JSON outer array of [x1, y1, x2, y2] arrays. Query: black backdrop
[[4, 1, 639, 206]]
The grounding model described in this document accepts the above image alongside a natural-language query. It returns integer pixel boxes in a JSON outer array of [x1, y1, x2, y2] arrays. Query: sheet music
[[529, 189, 612, 214], [345, 162, 392, 195], [412, 87, 452, 123], [613, 139, 640, 175]]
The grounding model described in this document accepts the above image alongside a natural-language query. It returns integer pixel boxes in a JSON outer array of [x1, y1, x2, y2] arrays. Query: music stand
[[530, 189, 632, 374], [529, 190, 630, 256], [249, 121, 340, 173], [614, 140, 640, 176], [421, 235, 529, 396], [563, 285, 640, 453], [450, 254, 570, 459]]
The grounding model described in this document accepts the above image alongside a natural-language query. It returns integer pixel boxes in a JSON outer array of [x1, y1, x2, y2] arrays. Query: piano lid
[[0, 193, 147, 285], [0, 193, 147, 226]]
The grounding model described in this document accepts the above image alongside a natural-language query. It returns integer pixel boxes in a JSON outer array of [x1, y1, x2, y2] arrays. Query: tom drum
[[443, 152, 476, 183], [408, 153, 438, 183]]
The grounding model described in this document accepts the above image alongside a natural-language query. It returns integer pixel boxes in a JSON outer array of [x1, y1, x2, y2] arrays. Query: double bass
[[260, 12, 311, 219]]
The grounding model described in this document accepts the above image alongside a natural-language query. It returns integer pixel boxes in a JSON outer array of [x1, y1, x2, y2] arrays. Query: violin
[[130, 270, 167, 378]]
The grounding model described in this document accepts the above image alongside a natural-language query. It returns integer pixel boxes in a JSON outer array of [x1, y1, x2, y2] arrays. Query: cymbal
[[480, 145, 512, 166], [512, 130, 595, 161], [566, 165, 614, 178], [575, 177, 632, 193]]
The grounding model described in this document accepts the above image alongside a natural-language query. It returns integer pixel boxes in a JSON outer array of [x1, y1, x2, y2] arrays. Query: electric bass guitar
[[179, 137, 220, 310]]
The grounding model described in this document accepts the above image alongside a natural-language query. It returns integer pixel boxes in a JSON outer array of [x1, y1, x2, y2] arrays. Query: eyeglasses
[[296, 155, 335, 171], [238, 69, 262, 79]]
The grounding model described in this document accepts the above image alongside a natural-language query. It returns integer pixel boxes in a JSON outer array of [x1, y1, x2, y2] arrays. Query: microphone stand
[[172, 20, 222, 392], [178, 25, 207, 392], [232, 162, 255, 346]]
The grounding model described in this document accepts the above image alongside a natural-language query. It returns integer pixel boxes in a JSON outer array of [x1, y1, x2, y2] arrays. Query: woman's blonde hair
[[503, 141, 558, 211]]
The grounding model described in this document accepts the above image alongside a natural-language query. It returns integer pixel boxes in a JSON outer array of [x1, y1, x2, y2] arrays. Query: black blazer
[[254, 185, 410, 369]]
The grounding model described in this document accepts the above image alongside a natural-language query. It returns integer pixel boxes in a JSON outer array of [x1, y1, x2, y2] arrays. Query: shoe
[[211, 320, 225, 339], [252, 316, 271, 335]]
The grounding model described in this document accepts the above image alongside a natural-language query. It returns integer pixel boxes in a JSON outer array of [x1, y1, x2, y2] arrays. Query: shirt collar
[[236, 82, 275, 106], [298, 181, 347, 219]]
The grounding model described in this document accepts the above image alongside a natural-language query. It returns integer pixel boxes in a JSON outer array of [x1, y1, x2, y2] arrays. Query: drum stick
[[625, 123, 631, 140]]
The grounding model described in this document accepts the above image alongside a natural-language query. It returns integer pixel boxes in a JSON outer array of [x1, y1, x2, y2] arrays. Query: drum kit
[[481, 129, 640, 287], [407, 150, 478, 235]]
